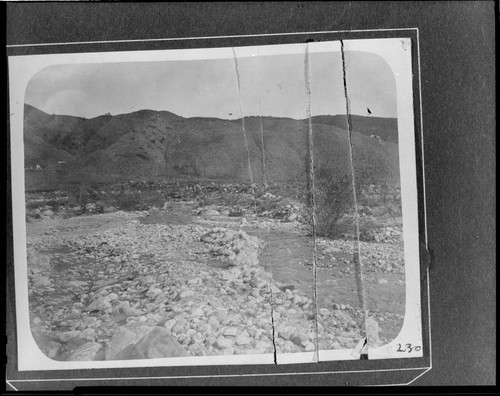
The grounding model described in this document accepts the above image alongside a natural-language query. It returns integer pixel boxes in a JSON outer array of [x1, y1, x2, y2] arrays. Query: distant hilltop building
[[370, 134, 383, 144]]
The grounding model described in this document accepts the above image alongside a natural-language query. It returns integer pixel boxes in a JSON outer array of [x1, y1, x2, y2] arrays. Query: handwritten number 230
[[397, 343, 421, 353]]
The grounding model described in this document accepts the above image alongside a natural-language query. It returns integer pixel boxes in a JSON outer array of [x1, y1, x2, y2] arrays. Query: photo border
[[6, 27, 431, 389]]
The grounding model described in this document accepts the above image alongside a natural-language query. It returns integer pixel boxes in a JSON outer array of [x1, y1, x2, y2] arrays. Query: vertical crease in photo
[[340, 40, 369, 350], [232, 47, 254, 186], [255, 49, 278, 363], [304, 42, 320, 361]]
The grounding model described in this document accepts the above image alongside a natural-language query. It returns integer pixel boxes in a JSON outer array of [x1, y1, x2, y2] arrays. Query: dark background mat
[[4, 1, 496, 387]]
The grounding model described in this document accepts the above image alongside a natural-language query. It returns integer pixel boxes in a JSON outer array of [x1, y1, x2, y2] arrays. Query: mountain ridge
[[23, 104, 400, 187]]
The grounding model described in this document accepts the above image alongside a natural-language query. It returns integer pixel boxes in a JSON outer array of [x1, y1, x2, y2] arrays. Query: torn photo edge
[[6, 29, 430, 385]]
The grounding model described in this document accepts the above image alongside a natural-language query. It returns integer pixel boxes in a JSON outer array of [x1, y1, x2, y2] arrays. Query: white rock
[[215, 337, 234, 349], [118, 327, 188, 359], [187, 277, 202, 286], [33, 275, 51, 287], [179, 290, 195, 299], [286, 309, 297, 316], [223, 327, 238, 337], [190, 307, 204, 317], [254, 340, 270, 350], [86, 297, 111, 312], [202, 209, 220, 216], [107, 293, 119, 301], [235, 334, 252, 346], [163, 319, 177, 331], [304, 342, 315, 351], [319, 308, 330, 316], [68, 342, 101, 361], [59, 331, 81, 343], [80, 328, 96, 341]]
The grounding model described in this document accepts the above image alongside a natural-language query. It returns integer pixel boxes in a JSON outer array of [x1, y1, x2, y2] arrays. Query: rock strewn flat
[[27, 212, 365, 361]]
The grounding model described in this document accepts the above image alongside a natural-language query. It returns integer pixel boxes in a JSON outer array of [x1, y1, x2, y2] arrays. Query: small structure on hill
[[370, 134, 384, 145]]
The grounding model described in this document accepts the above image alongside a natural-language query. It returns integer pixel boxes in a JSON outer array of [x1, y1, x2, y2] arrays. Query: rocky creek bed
[[26, 203, 405, 362]]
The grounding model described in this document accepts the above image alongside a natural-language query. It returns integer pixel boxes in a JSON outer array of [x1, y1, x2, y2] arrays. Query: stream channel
[[138, 210, 404, 319]]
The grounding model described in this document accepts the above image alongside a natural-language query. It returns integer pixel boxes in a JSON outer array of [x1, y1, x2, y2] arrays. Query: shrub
[[26, 200, 47, 210], [379, 182, 402, 222], [228, 208, 245, 217], [115, 192, 141, 211], [313, 167, 354, 239], [114, 190, 165, 211]]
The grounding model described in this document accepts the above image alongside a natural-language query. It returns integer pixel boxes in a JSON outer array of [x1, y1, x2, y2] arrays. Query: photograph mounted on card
[[8, 35, 425, 372]]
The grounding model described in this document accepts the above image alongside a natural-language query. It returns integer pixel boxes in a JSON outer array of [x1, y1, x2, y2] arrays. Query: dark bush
[[115, 192, 141, 211], [26, 200, 47, 210], [229, 208, 245, 217], [114, 190, 165, 211], [313, 167, 354, 239]]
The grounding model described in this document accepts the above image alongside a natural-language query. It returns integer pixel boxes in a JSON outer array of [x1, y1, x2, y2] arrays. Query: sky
[[25, 50, 397, 120]]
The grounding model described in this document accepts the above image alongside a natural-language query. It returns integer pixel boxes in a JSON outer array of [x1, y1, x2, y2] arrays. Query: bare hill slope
[[23, 104, 400, 187]]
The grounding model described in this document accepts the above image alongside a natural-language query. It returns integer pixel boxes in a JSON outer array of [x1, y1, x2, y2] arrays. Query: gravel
[[26, 208, 395, 361]]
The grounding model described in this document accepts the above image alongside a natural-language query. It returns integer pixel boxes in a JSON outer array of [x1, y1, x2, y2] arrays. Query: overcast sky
[[25, 50, 397, 120]]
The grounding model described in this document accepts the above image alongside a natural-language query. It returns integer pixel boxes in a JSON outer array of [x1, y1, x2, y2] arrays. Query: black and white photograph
[[9, 38, 423, 371]]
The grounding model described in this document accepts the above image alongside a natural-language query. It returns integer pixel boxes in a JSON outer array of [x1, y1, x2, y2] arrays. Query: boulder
[[319, 308, 330, 317], [233, 248, 259, 267], [190, 307, 204, 317], [116, 327, 188, 359], [254, 340, 271, 350], [223, 327, 238, 337], [332, 309, 354, 323], [86, 297, 111, 312], [68, 342, 102, 361], [31, 327, 61, 358], [202, 209, 220, 216], [163, 319, 177, 331], [106, 326, 142, 360], [304, 342, 316, 351], [215, 337, 234, 349], [278, 329, 292, 340], [278, 284, 295, 292], [41, 209, 54, 217], [179, 290, 195, 299], [290, 333, 309, 347], [32, 275, 51, 287], [282, 340, 295, 353], [58, 330, 82, 343], [287, 213, 298, 222], [112, 301, 141, 316], [235, 334, 252, 346], [208, 317, 220, 329]]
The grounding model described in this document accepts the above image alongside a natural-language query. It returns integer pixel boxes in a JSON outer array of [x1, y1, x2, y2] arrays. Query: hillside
[[310, 114, 399, 143], [23, 104, 400, 188]]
